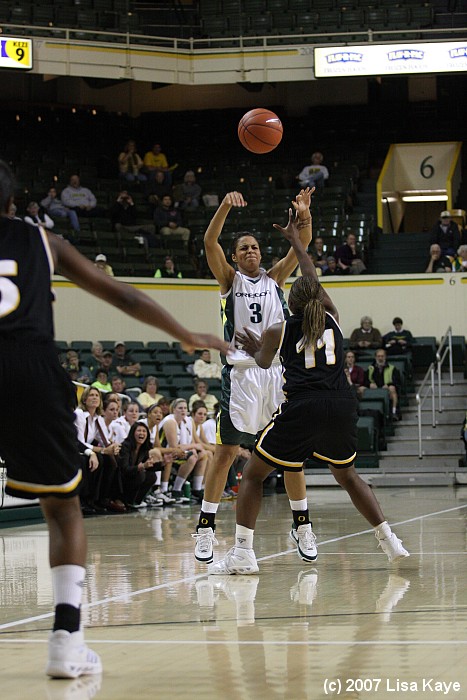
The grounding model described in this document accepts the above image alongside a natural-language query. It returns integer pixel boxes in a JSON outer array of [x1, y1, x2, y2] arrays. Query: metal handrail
[[416, 363, 436, 459], [416, 326, 454, 459]]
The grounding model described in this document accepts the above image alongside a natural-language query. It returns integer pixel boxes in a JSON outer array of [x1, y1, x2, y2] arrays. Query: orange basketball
[[238, 108, 283, 154]]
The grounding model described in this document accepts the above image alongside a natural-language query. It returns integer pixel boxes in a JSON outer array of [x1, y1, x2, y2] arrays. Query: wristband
[[84, 448, 93, 457]]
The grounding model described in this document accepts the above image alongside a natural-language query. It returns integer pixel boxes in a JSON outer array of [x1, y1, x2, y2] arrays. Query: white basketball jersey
[[221, 269, 289, 367]]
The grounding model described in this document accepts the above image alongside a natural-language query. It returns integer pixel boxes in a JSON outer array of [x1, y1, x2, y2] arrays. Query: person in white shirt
[[297, 152, 329, 190], [193, 349, 222, 380], [158, 398, 209, 503], [110, 401, 141, 444], [24, 201, 54, 229]]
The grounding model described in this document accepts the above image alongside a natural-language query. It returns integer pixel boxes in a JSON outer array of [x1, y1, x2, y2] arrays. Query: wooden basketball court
[[1, 485, 466, 699]]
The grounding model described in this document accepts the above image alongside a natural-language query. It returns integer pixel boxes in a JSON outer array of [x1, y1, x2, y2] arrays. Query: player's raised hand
[[292, 186, 314, 216], [272, 208, 300, 244], [236, 328, 262, 357], [223, 191, 247, 207]]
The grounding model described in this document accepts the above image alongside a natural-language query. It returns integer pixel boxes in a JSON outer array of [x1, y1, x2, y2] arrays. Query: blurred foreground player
[[208, 206, 409, 575], [0, 160, 227, 678]]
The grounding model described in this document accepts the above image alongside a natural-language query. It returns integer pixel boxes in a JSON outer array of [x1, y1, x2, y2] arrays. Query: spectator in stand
[[91, 369, 112, 393], [110, 375, 130, 399], [111, 341, 141, 378], [364, 348, 401, 421], [118, 140, 147, 186], [110, 190, 156, 246], [41, 186, 80, 236], [430, 211, 461, 256], [309, 236, 328, 273], [178, 171, 202, 210], [87, 342, 105, 376], [62, 349, 92, 384], [90, 349, 114, 379], [138, 376, 163, 410], [297, 151, 329, 190], [154, 254, 182, 279], [60, 174, 107, 222], [382, 317, 415, 355], [349, 316, 383, 356], [154, 195, 190, 244], [94, 254, 114, 277], [344, 350, 365, 397], [425, 243, 452, 272], [147, 170, 172, 210], [24, 201, 54, 230], [143, 143, 177, 186], [322, 256, 340, 276], [6, 202, 20, 219], [188, 378, 218, 418], [451, 244, 467, 272], [193, 349, 222, 380], [335, 232, 366, 275]]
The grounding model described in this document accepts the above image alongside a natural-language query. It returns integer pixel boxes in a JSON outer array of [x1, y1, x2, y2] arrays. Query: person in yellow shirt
[[143, 143, 177, 186]]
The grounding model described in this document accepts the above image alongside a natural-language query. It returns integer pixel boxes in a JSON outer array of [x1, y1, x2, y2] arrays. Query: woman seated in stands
[[158, 398, 209, 504], [137, 375, 163, 409], [191, 399, 216, 468], [188, 378, 218, 418], [117, 422, 159, 508]]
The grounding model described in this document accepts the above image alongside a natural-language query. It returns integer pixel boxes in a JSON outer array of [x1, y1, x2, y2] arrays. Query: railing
[[416, 326, 454, 459], [1, 21, 466, 51]]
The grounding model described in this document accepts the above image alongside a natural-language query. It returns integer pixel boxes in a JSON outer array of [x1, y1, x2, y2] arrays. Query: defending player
[[0, 160, 228, 678], [192, 189, 314, 564], [208, 202, 410, 575]]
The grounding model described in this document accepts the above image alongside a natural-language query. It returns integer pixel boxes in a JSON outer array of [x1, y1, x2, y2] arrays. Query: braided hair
[[288, 276, 326, 351]]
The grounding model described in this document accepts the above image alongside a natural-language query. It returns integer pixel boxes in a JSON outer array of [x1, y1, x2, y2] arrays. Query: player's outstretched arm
[[269, 187, 313, 287], [204, 191, 247, 293], [49, 233, 229, 354], [274, 210, 338, 320]]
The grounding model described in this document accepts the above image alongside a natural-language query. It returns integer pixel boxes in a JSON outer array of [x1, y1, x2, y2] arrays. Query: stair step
[[379, 455, 464, 469], [384, 440, 462, 455]]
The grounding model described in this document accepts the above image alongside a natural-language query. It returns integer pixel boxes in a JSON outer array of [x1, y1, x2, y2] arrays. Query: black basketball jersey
[[279, 311, 350, 396], [0, 218, 55, 341]]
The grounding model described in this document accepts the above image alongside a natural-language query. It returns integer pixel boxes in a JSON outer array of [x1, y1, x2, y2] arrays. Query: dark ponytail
[[288, 276, 326, 349]]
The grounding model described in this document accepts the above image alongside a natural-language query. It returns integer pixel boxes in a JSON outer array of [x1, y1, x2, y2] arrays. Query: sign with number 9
[[0, 38, 32, 70]]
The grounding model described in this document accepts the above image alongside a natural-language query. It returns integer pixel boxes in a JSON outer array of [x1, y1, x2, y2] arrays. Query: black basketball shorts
[[254, 393, 358, 471], [0, 341, 82, 499]]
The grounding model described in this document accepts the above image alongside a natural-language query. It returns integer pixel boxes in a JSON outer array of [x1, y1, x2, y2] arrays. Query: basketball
[[238, 108, 283, 154]]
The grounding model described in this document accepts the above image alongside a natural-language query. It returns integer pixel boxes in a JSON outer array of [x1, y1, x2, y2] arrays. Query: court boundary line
[[1, 502, 466, 633]]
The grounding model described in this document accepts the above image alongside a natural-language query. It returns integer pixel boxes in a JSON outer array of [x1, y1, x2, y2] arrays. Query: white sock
[[155, 472, 161, 486], [161, 482, 169, 493], [374, 521, 392, 540], [235, 524, 254, 550], [51, 565, 85, 609], [201, 500, 219, 514], [192, 476, 203, 491], [289, 498, 308, 512], [173, 476, 185, 492]]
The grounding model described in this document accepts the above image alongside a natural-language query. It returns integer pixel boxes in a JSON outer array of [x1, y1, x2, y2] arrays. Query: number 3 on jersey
[[0, 260, 20, 318], [298, 328, 336, 368], [249, 302, 262, 324]]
